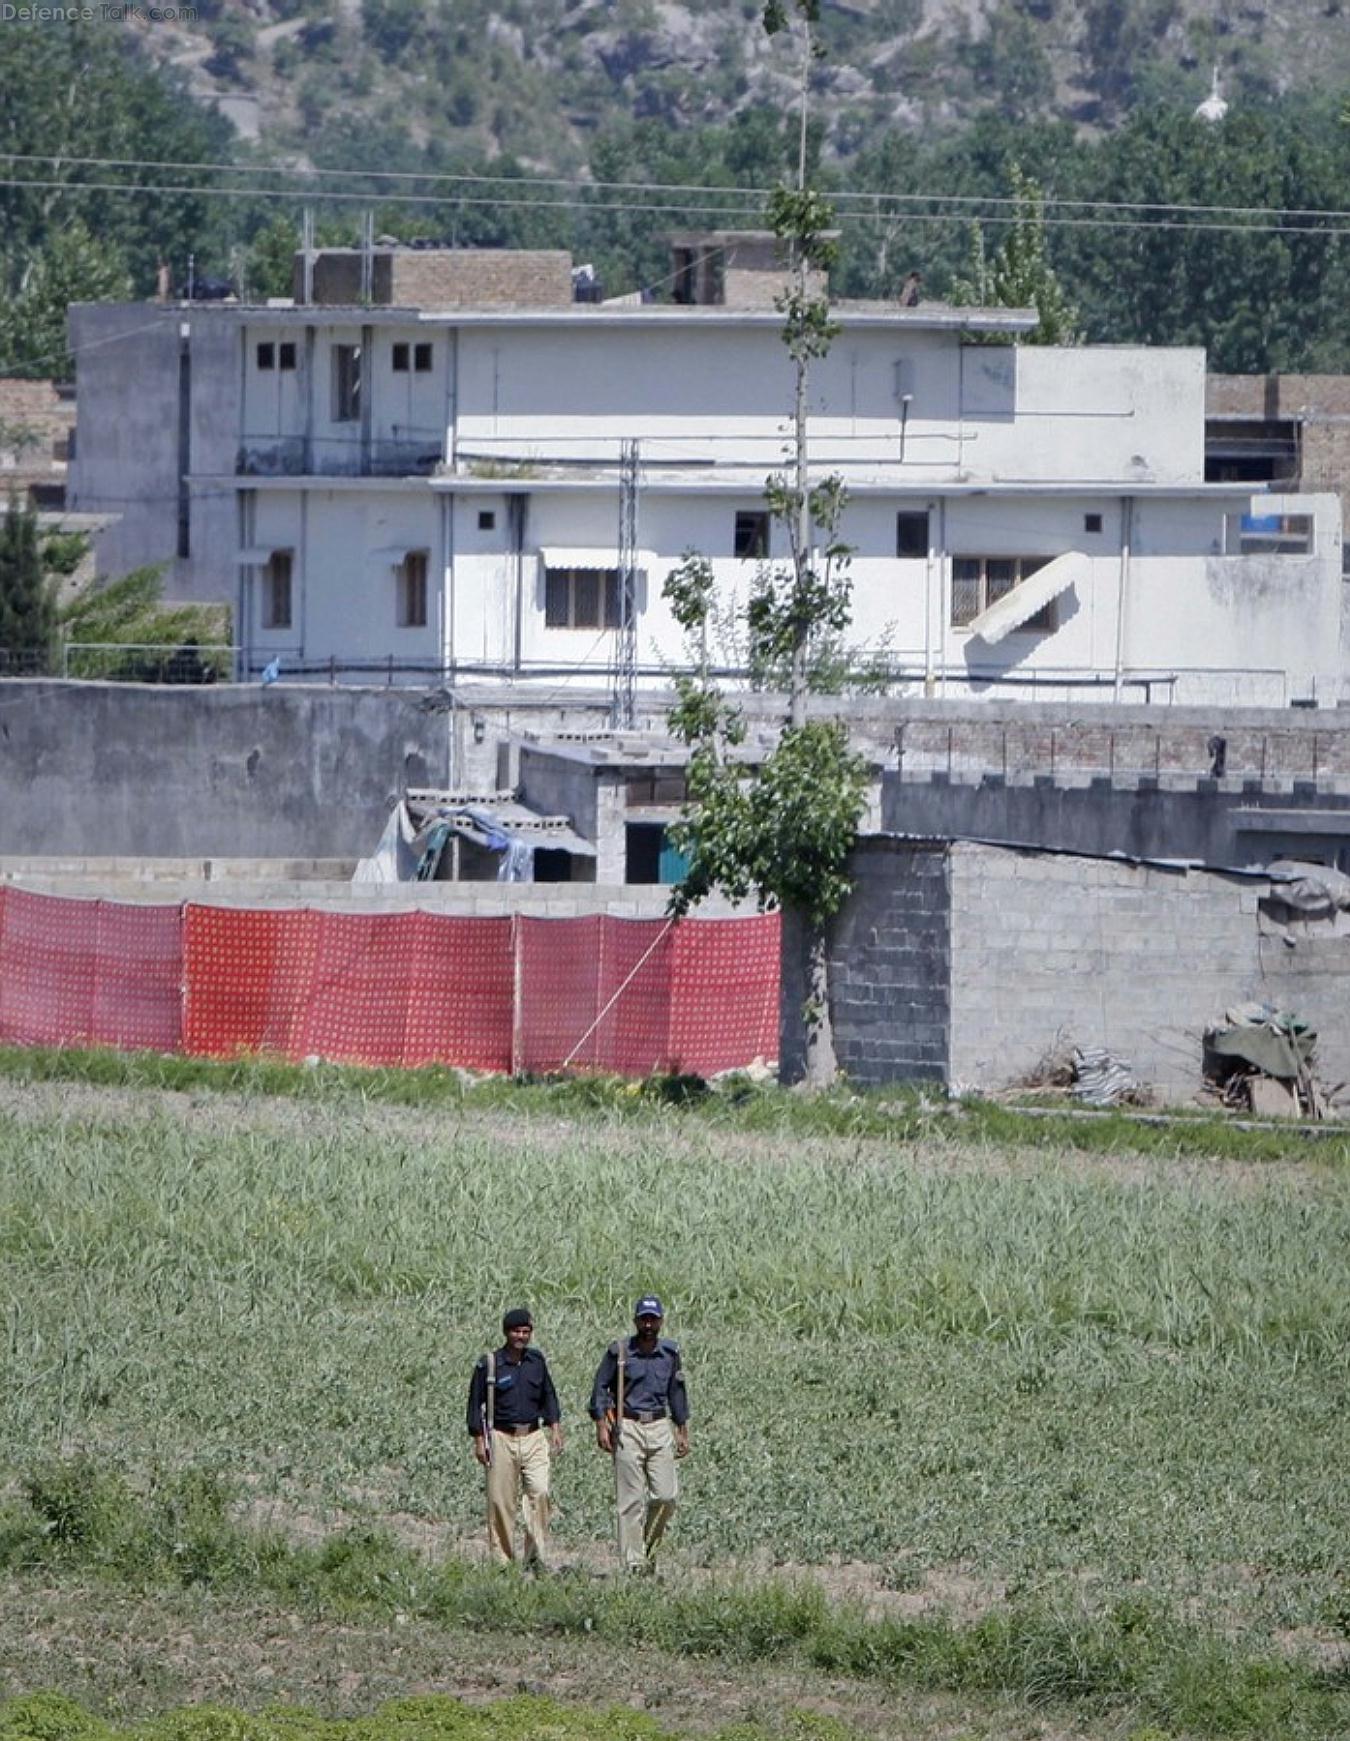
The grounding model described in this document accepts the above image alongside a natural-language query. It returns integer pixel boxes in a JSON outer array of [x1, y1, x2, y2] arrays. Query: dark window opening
[[262, 550, 293, 630], [256, 342, 275, 370], [278, 341, 297, 370], [1204, 419, 1299, 484], [734, 510, 769, 559], [332, 344, 362, 422], [544, 566, 621, 630], [672, 248, 696, 305], [533, 848, 573, 883], [397, 550, 429, 628], [478, 509, 496, 531], [896, 510, 928, 558], [414, 342, 433, 372], [1084, 512, 1103, 534], [392, 342, 410, 372]]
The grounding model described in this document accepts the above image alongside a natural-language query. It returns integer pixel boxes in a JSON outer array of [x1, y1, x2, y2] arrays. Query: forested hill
[[1, 5, 1349, 378], [137, 0, 1348, 171]]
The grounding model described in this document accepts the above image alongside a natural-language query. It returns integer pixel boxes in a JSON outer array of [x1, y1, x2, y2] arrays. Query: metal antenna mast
[[611, 438, 640, 730]]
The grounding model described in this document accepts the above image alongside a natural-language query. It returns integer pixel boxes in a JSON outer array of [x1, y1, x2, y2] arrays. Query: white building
[[69, 242, 1343, 707]]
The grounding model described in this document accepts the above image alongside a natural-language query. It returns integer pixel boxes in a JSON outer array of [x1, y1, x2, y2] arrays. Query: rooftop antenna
[[610, 439, 641, 731], [360, 208, 375, 304], [301, 206, 315, 304]]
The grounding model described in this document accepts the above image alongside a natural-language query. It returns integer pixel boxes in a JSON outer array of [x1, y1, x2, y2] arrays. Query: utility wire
[[5, 148, 1350, 226], [1, 174, 1346, 237]]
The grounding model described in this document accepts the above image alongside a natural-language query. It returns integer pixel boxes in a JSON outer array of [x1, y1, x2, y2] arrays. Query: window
[[1084, 512, 1103, 534], [544, 566, 621, 630], [951, 555, 1054, 631], [896, 510, 928, 558], [392, 342, 410, 372], [261, 550, 293, 630], [256, 342, 275, 370], [332, 344, 362, 422], [279, 341, 297, 371], [478, 509, 496, 531], [414, 342, 433, 372], [734, 510, 769, 559], [397, 550, 429, 628], [1224, 512, 1314, 556]]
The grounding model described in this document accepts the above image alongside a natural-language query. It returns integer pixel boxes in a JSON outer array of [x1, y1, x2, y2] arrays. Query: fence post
[[510, 912, 523, 1077]]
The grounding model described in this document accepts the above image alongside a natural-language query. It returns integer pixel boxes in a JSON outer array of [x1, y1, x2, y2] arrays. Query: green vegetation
[[0, 1693, 816, 1741], [0, 1064, 1343, 1741], [58, 568, 231, 682], [0, 496, 54, 671]]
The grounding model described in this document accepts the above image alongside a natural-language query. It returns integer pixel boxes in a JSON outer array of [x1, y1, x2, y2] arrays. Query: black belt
[[623, 1409, 667, 1423], [493, 1422, 542, 1436]]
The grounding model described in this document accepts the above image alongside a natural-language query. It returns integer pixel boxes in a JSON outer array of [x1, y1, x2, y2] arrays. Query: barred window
[[544, 566, 622, 630], [951, 555, 1054, 630]]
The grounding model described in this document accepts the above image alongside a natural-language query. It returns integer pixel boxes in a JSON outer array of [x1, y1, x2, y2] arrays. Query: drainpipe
[[509, 492, 528, 674], [936, 496, 949, 698], [923, 497, 937, 697], [359, 322, 373, 476], [1113, 496, 1134, 702]]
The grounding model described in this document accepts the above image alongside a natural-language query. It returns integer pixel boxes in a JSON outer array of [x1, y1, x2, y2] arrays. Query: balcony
[[236, 431, 444, 479]]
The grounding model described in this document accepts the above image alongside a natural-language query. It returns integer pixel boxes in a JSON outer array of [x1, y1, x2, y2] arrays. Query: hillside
[[140, 0, 1350, 172]]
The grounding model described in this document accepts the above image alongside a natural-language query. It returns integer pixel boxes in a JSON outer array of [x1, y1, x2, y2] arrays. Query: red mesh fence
[[0, 886, 183, 1052], [2, 891, 778, 1076]]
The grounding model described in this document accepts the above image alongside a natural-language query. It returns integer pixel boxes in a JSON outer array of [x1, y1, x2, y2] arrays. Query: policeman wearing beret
[[590, 1295, 690, 1573], [467, 1307, 563, 1569]]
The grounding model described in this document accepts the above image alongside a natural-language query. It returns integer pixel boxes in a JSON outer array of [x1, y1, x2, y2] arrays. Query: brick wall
[[0, 377, 74, 496], [297, 249, 574, 309]]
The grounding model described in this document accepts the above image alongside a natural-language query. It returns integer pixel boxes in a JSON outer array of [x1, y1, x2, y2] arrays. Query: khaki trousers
[[613, 1417, 678, 1570], [486, 1428, 551, 1566]]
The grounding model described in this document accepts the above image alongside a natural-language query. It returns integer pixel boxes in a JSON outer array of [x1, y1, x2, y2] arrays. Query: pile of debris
[[1202, 1001, 1330, 1119]]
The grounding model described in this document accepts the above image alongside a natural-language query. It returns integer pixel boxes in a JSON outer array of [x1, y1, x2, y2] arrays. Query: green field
[[0, 1062, 1346, 1741]]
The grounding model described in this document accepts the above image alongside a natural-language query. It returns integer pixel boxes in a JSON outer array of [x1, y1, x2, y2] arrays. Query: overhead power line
[[4, 150, 1350, 228], [1, 173, 1347, 238]]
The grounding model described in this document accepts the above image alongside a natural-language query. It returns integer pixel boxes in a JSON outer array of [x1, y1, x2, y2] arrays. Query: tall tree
[[0, 497, 56, 673], [950, 164, 1082, 344], [663, 1, 868, 1089]]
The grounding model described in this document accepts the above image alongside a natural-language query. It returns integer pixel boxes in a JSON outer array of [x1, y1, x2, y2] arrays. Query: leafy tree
[[950, 164, 1082, 344], [663, 2, 868, 1089], [59, 566, 229, 682], [0, 222, 131, 381], [0, 20, 233, 302], [0, 496, 56, 673]]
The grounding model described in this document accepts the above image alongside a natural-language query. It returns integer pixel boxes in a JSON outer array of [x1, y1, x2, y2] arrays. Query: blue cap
[[634, 1295, 664, 1319]]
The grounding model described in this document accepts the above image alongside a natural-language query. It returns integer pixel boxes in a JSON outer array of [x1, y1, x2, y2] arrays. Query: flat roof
[[86, 299, 1037, 336]]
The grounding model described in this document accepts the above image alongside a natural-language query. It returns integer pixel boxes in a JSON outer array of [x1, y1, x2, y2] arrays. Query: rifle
[[481, 1350, 495, 1555], [612, 1336, 625, 1566]]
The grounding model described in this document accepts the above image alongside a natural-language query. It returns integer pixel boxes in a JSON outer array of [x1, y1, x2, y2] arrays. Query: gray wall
[[885, 773, 1350, 869], [0, 682, 453, 858], [832, 837, 1350, 1098]]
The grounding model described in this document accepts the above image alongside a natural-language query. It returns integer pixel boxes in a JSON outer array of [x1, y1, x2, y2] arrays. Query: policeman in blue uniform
[[590, 1295, 690, 1572]]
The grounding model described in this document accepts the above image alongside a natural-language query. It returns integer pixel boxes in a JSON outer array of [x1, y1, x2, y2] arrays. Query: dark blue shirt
[[466, 1345, 561, 1435], [589, 1336, 689, 1426]]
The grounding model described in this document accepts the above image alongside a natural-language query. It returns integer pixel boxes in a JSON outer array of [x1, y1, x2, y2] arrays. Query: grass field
[[0, 1056, 1345, 1741]]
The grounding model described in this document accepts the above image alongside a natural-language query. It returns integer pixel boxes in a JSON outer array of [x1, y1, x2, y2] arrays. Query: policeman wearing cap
[[467, 1307, 563, 1568], [590, 1295, 690, 1573]]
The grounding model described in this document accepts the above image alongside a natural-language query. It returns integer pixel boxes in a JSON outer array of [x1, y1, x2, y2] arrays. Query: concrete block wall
[[826, 837, 952, 1083], [947, 842, 1350, 1098]]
